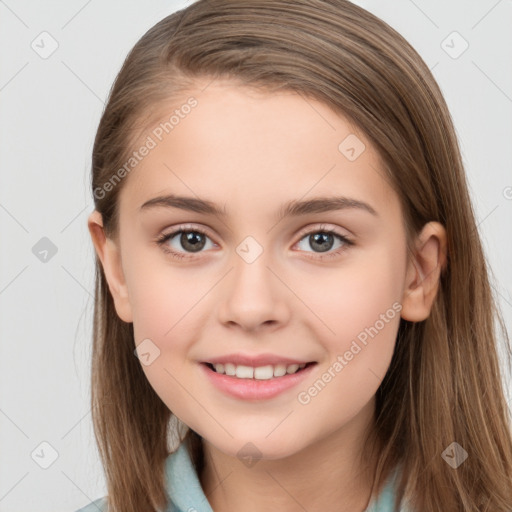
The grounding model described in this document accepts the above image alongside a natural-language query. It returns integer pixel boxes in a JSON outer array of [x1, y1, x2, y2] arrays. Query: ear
[[401, 221, 447, 322], [88, 210, 133, 323]]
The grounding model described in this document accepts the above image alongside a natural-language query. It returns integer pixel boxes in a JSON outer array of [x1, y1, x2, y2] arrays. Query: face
[[91, 79, 415, 460]]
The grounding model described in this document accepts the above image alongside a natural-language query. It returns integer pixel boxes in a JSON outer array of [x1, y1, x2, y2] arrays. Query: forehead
[[118, 81, 397, 221]]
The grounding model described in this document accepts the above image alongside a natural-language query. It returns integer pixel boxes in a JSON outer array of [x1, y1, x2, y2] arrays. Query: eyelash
[[155, 223, 354, 261]]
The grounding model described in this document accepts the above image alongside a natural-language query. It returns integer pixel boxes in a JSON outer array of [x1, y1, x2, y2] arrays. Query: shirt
[[75, 441, 409, 512]]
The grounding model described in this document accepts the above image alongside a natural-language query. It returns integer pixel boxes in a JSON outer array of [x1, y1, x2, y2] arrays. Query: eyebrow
[[139, 194, 378, 219]]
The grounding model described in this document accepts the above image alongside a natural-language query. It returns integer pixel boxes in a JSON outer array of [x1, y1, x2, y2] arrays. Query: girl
[[79, 1, 512, 511]]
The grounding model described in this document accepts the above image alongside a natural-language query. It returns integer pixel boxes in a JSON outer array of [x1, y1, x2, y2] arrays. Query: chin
[[203, 431, 307, 462]]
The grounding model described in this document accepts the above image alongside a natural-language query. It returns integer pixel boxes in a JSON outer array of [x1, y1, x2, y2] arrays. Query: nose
[[216, 247, 290, 333]]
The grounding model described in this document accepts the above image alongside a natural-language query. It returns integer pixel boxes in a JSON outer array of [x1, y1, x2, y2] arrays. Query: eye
[[155, 225, 216, 260], [294, 224, 354, 260], [155, 223, 354, 261]]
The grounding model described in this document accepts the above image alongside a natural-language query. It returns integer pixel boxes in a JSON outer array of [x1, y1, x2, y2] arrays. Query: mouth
[[199, 353, 319, 400], [201, 361, 316, 380]]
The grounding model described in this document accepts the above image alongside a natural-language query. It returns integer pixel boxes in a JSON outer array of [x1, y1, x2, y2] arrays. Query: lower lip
[[200, 363, 316, 401]]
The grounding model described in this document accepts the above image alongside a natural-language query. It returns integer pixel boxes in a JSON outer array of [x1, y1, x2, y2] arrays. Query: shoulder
[[74, 496, 108, 512]]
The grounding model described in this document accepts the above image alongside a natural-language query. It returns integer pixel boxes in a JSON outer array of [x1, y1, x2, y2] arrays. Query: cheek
[[294, 249, 404, 427], [300, 243, 406, 346], [126, 260, 200, 419], [125, 253, 212, 396], [124, 244, 202, 342]]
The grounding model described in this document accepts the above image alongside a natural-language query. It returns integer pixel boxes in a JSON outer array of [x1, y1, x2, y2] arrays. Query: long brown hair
[[89, 1, 512, 510]]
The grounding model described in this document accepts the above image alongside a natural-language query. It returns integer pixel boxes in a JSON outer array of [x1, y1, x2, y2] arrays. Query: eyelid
[[294, 222, 352, 239], [160, 223, 215, 239], [158, 222, 351, 243]]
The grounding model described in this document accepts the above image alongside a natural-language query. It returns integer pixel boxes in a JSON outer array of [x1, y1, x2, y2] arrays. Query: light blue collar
[[164, 441, 406, 512], [164, 441, 213, 512], [365, 463, 405, 511]]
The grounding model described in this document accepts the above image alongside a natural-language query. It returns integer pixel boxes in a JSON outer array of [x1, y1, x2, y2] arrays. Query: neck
[[199, 401, 380, 512]]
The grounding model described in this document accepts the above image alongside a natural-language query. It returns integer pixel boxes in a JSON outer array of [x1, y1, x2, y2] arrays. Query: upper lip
[[203, 353, 315, 367]]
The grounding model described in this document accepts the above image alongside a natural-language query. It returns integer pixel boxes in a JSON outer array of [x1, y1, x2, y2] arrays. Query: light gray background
[[1, 1, 511, 510]]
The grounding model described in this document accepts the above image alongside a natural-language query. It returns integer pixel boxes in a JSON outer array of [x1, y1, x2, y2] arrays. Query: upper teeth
[[212, 363, 307, 380]]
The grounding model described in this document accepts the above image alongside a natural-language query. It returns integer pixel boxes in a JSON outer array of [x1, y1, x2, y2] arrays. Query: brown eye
[[174, 231, 207, 252], [156, 226, 215, 260]]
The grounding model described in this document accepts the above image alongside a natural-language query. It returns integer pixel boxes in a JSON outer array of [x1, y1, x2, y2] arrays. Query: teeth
[[224, 363, 236, 376], [273, 364, 287, 377], [210, 362, 308, 379], [286, 364, 299, 374], [254, 365, 273, 380], [235, 365, 254, 379]]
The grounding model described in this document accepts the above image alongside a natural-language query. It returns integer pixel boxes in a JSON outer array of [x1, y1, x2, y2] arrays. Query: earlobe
[[400, 221, 447, 322], [87, 210, 133, 323]]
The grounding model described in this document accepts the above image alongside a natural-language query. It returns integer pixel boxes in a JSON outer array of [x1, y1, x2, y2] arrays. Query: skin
[[88, 79, 447, 512]]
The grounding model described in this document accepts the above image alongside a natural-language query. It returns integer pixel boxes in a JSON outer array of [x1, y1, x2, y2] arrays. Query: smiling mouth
[[203, 362, 316, 380]]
